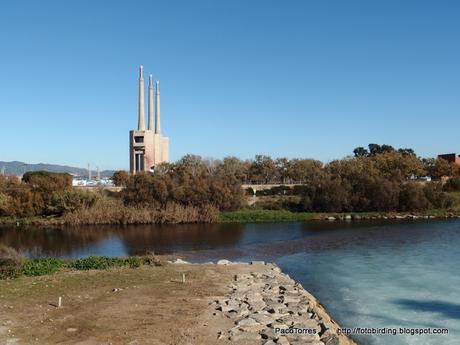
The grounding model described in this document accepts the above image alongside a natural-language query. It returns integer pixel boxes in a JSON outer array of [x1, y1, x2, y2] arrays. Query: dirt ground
[[0, 263, 255, 345]]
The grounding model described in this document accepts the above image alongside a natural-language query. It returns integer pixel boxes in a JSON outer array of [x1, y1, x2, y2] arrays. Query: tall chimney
[[155, 80, 161, 134], [148, 74, 154, 130], [138, 65, 145, 130]]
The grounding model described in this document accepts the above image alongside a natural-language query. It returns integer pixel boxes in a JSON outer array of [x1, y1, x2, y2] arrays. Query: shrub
[[125, 256, 142, 268], [399, 183, 430, 211], [122, 156, 244, 212], [71, 256, 142, 270], [424, 183, 455, 209], [0, 258, 23, 279], [256, 186, 293, 196], [141, 252, 163, 266], [20, 171, 73, 216], [254, 198, 284, 210], [0, 245, 23, 279], [71, 256, 125, 270], [22, 171, 72, 191], [0, 192, 11, 217], [46, 189, 99, 216], [22, 258, 63, 276], [112, 171, 130, 187], [2, 182, 41, 217], [311, 178, 351, 212], [443, 177, 460, 192]]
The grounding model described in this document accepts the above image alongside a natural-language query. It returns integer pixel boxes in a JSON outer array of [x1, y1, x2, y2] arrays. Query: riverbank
[[0, 260, 356, 345], [219, 208, 460, 223], [2, 208, 460, 227]]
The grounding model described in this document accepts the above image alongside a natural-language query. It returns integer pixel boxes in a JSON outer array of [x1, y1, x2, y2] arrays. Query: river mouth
[[1, 219, 460, 344]]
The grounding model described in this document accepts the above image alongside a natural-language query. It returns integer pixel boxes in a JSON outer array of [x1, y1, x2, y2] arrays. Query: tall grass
[[61, 197, 218, 225]]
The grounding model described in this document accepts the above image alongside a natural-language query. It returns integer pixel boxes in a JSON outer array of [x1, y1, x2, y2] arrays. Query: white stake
[[182, 273, 186, 283], [58, 296, 62, 308]]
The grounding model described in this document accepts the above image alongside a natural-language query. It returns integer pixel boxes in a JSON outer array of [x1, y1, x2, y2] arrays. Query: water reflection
[[0, 223, 247, 258], [0, 219, 454, 260]]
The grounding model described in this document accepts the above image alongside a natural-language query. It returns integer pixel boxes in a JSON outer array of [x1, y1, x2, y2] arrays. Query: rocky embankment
[[209, 261, 356, 345], [324, 213, 460, 221]]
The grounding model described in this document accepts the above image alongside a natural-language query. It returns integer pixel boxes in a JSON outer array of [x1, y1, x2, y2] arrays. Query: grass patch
[[0, 248, 150, 280], [63, 255, 143, 271], [125, 256, 142, 268], [219, 209, 317, 223], [22, 258, 64, 276]]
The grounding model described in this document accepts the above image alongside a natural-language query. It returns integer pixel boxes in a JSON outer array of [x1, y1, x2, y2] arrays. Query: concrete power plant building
[[129, 65, 169, 174]]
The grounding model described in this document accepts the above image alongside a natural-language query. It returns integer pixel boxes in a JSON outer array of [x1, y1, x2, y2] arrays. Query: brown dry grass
[[61, 198, 219, 225], [0, 264, 244, 345]]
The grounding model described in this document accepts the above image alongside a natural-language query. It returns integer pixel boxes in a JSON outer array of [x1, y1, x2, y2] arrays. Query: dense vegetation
[[0, 165, 224, 224], [122, 155, 244, 211], [0, 171, 97, 218], [1, 144, 460, 225], [118, 145, 458, 214]]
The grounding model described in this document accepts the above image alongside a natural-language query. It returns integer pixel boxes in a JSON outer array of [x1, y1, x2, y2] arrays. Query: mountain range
[[0, 161, 116, 178]]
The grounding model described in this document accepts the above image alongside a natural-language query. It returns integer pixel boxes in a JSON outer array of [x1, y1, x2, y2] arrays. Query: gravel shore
[[208, 260, 357, 345]]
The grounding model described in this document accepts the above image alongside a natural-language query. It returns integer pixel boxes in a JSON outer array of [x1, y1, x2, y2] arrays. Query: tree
[[248, 155, 278, 184], [399, 183, 430, 211], [112, 171, 129, 187], [398, 148, 416, 156], [22, 171, 72, 192], [275, 158, 289, 184], [372, 151, 426, 180], [287, 159, 324, 184], [310, 178, 351, 212], [218, 157, 249, 182], [121, 155, 244, 211], [364, 177, 399, 211], [368, 144, 382, 156], [353, 147, 368, 157], [425, 158, 458, 180]]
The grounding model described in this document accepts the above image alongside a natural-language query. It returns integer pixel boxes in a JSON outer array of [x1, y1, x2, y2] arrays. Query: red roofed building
[[438, 153, 460, 165]]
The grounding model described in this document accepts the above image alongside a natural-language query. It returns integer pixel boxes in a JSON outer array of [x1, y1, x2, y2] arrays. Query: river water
[[1, 219, 459, 345]]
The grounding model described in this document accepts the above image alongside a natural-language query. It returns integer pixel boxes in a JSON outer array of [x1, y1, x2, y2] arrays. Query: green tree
[[353, 147, 368, 157], [249, 155, 278, 184], [287, 159, 324, 184]]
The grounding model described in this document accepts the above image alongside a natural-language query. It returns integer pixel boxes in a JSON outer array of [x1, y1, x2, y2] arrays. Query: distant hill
[[0, 161, 116, 178]]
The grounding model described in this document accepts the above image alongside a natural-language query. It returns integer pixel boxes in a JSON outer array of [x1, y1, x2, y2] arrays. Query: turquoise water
[[1, 219, 459, 344], [275, 221, 460, 345]]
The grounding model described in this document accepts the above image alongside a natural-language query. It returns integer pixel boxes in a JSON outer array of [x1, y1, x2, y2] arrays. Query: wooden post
[[182, 273, 185, 283], [58, 296, 62, 308]]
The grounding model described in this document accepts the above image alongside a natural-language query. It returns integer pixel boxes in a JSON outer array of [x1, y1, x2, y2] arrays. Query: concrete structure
[[129, 65, 169, 174], [438, 153, 460, 165], [138, 66, 145, 131]]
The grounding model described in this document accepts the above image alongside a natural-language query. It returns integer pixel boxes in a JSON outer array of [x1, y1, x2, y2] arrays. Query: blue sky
[[0, 0, 459, 170]]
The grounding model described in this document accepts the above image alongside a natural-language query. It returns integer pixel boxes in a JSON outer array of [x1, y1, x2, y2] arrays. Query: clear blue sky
[[0, 0, 459, 170]]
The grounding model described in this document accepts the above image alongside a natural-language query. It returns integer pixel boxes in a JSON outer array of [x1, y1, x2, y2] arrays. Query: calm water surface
[[1, 219, 459, 345]]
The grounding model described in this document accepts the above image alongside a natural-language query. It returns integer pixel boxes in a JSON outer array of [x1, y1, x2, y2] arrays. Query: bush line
[[0, 245, 156, 280]]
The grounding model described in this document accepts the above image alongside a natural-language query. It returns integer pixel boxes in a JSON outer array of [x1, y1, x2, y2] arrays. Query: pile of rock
[[212, 263, 356, 345]]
